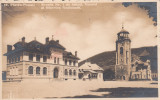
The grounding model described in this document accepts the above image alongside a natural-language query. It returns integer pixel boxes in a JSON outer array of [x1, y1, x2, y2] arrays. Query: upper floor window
[[36, 55, 40, 62], [54, 57, 56, 64], [57, 58, 59, 64], [65, 59, 67, 65], [29, 54, 33, 61], [43, 56, 47, 62], [69, 60, 72, 66], [73, 61, 76, 66]]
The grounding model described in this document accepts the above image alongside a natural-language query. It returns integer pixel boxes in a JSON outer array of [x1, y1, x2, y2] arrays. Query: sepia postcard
[[0, 0, 159, 99]]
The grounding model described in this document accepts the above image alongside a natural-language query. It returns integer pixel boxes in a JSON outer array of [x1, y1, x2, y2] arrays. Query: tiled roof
[[4, 38, 78, 60], [79, 62, 103, 71]]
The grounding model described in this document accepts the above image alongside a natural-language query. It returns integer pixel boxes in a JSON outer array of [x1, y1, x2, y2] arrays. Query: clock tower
[[115, 26, 131, 81]]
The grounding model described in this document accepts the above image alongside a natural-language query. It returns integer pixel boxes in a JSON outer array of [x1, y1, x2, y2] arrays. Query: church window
[[126, 51, 128, 64], [73, 70, 76, 76], [120, 47, 123, 54], [36, 55, 40, 62], [43, 67, 47, 75], [69, 69, 72, 75], [29, 54, 33, 61], [36, 67, 40, 75], [65, 69, 68, 75], [54, 57, 56, 64], [43, 56, 47, 62], [28, 66, 33, 74], [65, 59, 67, 65]]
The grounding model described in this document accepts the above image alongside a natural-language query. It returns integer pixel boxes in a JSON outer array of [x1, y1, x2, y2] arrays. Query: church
[[115, 27, 152, 81], [4, 37, 80, 81]]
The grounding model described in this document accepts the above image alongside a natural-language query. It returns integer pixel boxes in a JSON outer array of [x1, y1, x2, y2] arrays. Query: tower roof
[[139, 49, 150, 57], [117, 28, 129, 35]]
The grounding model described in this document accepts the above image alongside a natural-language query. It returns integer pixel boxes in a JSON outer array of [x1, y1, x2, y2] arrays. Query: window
[[36, 67, 40, 75], [36, 55, 40, 62], [69, 69, 72, 75], [57, 58, 59, 64], [18, 56, 20, 62], [73, 70, 76, 76], [54, 57, 56, 64], [69, 60, 72, 66], [120, 47, 123, 54], [28, 66, 33, 74], [126, 51, 128, 64], [43, 67, 47, 75], [65, 69, 68, 75], [73, 61, 76, 66], [43, 56, 47, 62], [65, 59, 67, 65], [29, 54, 33, 61]]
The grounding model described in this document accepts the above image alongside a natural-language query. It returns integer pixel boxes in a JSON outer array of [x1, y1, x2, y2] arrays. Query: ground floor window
[[36, 67, 40, 75], [69, 69, 72, 75], [43, 67, 47, 75], [73, 70, 76, 76], [28, 66, 33, 74], [65, 69, 68, 75]]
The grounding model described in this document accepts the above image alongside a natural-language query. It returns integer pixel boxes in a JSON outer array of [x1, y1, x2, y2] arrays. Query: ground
[[2, 80, 158, 99]]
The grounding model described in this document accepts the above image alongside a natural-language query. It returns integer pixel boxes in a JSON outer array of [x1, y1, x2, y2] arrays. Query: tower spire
[[122, 22, 124, 29], [52, 35, 54, 40]]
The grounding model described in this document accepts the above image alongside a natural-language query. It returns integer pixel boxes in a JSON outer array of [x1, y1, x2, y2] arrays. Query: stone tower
[[115, 26, 131, 81]]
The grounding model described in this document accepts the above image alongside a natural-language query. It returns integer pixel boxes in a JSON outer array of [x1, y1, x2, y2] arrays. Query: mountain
[[78, 46, 157, 80]]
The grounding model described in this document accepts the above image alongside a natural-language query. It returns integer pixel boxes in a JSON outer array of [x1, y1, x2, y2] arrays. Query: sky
[[2, 2, 157, 70]]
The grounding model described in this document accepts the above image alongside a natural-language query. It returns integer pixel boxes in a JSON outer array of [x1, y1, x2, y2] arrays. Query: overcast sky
[[2, 3, 157, 70]]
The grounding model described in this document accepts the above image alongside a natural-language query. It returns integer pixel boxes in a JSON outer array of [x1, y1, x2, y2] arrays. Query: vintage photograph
[[1, 1, 158, 99]]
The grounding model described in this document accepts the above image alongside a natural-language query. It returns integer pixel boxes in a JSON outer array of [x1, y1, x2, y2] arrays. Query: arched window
[[28, 66, 33, 74], [73, 70, 76, 76], [36, 67, 40, 75], [43, 67, 47, 75], [65, 69, 68, 75], [69, 69, 72, 75], [120, 47, 123, 54]]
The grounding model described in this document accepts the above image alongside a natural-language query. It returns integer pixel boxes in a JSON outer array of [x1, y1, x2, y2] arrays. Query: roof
[[139, 49, 150, 57], [117, 28, 129, 35], [79, 62, 103, 71], [63, 51, 80, 60], [4, 38, 79, 60]]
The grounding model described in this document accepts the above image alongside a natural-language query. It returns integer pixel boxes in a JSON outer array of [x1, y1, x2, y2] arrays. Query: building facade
[[115, 27, 152, 81], [4, 37, 79, 81], [130, 50, 152, 80], [78, 62, 103, 81]]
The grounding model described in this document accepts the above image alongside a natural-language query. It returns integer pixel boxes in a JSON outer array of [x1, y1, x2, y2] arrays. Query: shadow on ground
[[60, 87, 158, 98]]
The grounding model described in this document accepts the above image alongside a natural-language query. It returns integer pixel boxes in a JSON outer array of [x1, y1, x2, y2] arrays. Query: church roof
[[117, 28, 129, 35]]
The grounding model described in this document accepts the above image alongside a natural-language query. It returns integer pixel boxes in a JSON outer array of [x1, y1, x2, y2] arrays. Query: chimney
[[75, 51, 77, 57], [22, 37, 25, 43], [7, 45, 12, 52], [56, 40, 59, 43], [46, 37, 49, 44]]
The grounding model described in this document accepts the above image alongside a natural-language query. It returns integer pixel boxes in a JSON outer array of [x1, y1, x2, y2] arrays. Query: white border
[[0, 0, 159, 100]]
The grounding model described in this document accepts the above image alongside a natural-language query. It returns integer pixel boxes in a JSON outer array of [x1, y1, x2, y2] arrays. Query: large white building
[[4, 37, 80, 81]]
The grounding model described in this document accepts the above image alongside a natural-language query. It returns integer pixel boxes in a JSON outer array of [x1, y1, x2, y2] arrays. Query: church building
[[115, 27, 152, 81], [4, 37, 80, 81]]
